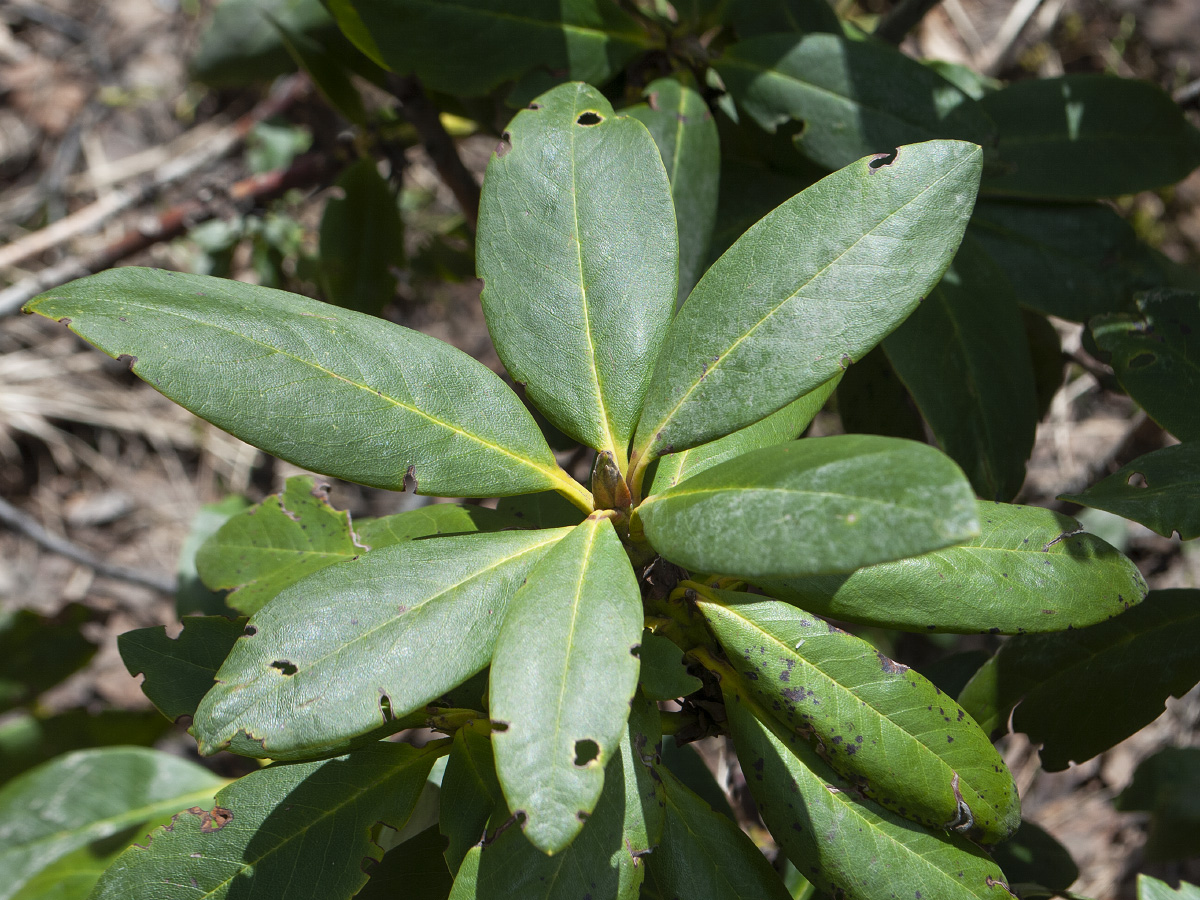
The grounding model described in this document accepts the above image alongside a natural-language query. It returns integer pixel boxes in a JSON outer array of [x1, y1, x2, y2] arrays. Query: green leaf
[[726, 0, 841, 36], [639, 436, 979, 579], [195, 476, 361, 615], [193, 529, 570, 758], [329, 0, 649, 97], [638, 631, 703, 701], [659, 736, 735, 821], [357, 826, 454, 899], [958, 589, 1200, 770], [440, 727, 503, 875], [836, 346, 925, 441], [1061, 443, 1200, 540], [355, 503, 527, 545], [1139, 875, 1200, 900], [630, 140, 982, 474], [986, 820, 1079, 895], [694, 590, 1019, 843], [91, 742, 441, 900], [273, 14, 368, 125], [1090, 290, 1200, 441], [724, 688, 1015, 900], [490, 515, 642, 853], [478, 82, 677, 461], [25, 269, 585, 503], [646, 375, 839, 497], [318, 158, 403, 314], [759, 500, 1148, 634], [715, 34, 997, 171], [708, 156, 819, 262], [493, 491, 586, 529], [10, 841, 127, 900], [119, 616, 247, 722], [191, 0, 336, 87], [647, 765, 793, 900], [0, 747, 225, 900], [176, 495, 249, 617], [1114, 748, 1200, 862], [980, 74, 1200, 199], [884, 234, 1038, 501], [968, 200, 1169, 322], [0, 605, 94, 714], [627, 77, 721, 304], [1023, 309, 1064, 421]]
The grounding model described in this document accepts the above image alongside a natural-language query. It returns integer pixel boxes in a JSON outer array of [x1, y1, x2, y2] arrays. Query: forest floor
[[0, 1, 1198, 897]]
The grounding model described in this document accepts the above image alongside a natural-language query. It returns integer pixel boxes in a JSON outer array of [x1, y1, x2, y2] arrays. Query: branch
[[0, 495, 177, 594], [385, 74, 480, 232], [0, 152, 336, 315], [0, 73, 311, 274], [875, 0, 944, 44]]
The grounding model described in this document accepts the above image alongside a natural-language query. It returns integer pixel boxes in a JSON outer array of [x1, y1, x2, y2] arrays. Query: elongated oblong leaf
[[760, 501, 1147, 633], [647, 765, 792, 900], [980, 74, 1200, 199], [91, 742, 440, 900], [716, 34, 996, 171], [318, 158, 402, 313], [958, 590, 1200, 770], [193, 529, 569, 758], [0, 747, 225, 900], [646, 375, 839, 496], [627, 77, 720, 304], [478, 82, 677, 459], [696, 590, 1018, 842], [1091, 290, 1200, 441], [490, 515, 642, 853], [640, 436, 979, 578], [327, 0, 648, 97], [725, 689, 1016, 900], [440, 727, 502, 875], [884, 234, 1038, 501], [1061, 442, 1200, 540], [631, 141, 982, 468], [25, 269, 581, 501]]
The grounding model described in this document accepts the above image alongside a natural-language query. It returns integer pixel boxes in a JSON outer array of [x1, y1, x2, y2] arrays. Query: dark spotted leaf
[[980, 75, 1200, 200], [630, 141, 982, 477], [639, 436, 979, 579], [193, 529, 569, 759], [694, 589, 1019, 843], [725, 688, 1016, 900], [119, 616, 247, 722], [90, 742, 441, 900], [1061, 443, 1200, 541], [759, 501, 1147, 633], [490, 516, 642, 853], [0, 747, 224, 900], [958, 590, 1200, 770], [25, 269, 585, 504]]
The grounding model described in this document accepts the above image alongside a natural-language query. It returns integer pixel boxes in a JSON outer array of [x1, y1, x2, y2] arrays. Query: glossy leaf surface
[[632, 141, 982, 467], [980, 75, 1200, 199], [760, 501, 1147, 633], [327, 0, 648, 96], [627, 77, 720, 303], [490, 516, 642, 853], [716, 34, 996, 170], [478, 82, 677, 459], [640, 436, 979, 578], [884, 235, 1038, 501], [1091, 290, 1200, 441], [725, 689, 1016, 900], [645, 375, 839, 497], [0, 747, 224, 900], [958, 590, 1200, 770], [25, 269, 578, 501], [968, 200, 1168, 322], [647, 765, 792, 900], [91, 742, 440, 900], [318, 158, 402, 314], [193, 529, 569, 758], [119, 616, 246, 722], [1061, 442, 1200, 540], [696, 590, 1018, 842]]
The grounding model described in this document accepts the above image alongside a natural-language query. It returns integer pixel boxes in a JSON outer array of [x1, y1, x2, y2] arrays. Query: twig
[[385, 74, 480, 232], [0, 152, 336, 315], [875, 0, 945, 45], [0, 73, 311, 274], [1175, 77, 1200, 106], [0, 495, 177, 594]]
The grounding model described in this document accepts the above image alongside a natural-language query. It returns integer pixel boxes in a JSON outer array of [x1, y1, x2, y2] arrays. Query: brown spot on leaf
[[117, 353, 138, 369], [187, 805, 234, 833]]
